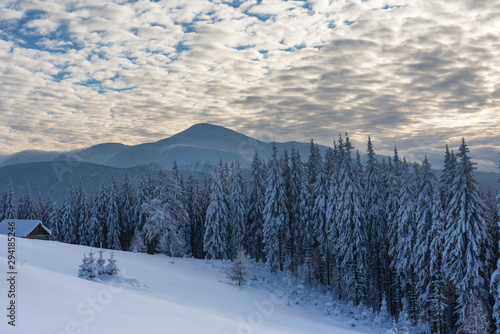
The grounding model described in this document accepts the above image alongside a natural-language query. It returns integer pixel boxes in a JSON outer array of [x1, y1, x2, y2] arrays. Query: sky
[[0, 0, 499, 171]]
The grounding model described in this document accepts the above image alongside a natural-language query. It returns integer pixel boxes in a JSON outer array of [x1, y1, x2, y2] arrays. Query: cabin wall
[[27, 224, 50, 240]]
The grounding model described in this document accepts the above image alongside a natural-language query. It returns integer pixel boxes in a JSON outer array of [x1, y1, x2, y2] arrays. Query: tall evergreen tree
[[413, 157, 446, 331], [289, 147, 306, 274], [443, 139, 491, 331], [45, 195, 60, 241], [143, 170, 188, 256], [228, 160, 246, 259], [263, 144, 288, 272], [386, 148, 403, 315], [440, 145, 457, 211], [304, 139, 326, 282], [2, 180, 16, 220], [96, 181, 110, 248], [87, 198, 104, 247], [119, 172, 136, 251], [203, 163, 229, 259], [312, 156, 330, 284], [490, 156, 500, 333], [61, 184, 77, 244], [364, 137, 388, 306], [393, 159, 418, 318], [330, 134, 367, 305], [134, 175, 150, 238], [19, 181, 37, 220], [37, 193, 48, 223], [247, 152, 266, 261], [75, 178, 89, 245], [185, 174, 204, 259], [106, 178, 122, 250], [326, 139, 343, 296]]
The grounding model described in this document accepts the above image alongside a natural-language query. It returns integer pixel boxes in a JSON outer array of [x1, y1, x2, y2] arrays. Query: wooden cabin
[[0, 220, 51, 240]]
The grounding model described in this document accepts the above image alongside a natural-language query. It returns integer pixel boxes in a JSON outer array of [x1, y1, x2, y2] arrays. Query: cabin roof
[[0, 220, 51, 237]]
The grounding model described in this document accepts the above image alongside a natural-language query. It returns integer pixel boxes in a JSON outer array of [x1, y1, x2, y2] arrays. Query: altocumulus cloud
[[0, 0, 499, 171]]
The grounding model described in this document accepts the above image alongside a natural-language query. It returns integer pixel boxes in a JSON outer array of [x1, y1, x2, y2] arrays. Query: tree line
[[1, 136, 499, 333]]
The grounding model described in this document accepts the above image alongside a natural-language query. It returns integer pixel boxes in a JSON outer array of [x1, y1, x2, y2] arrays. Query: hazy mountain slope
[[0, 162, 152, 205], [0, 149, 63, 167], [0, 161, 206, 205], [54, 143, 130, 165]]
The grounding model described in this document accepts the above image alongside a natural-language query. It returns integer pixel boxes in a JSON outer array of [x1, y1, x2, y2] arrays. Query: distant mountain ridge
[[0, 123, 498, 202], [0, 124, 332, 170]]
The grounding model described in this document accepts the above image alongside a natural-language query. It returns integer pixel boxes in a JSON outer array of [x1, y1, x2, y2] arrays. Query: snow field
[[0, 236, 375, 334]]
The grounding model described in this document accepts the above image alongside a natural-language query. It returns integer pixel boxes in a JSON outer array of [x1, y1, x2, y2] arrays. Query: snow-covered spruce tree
[[19, 181, 37, 220], [490, 155, 500, 333], [106, 178, 122, 250], [37, 193, 47, 222], [134, 175, 151, 251], [498, 154, 500, 226], [413, 158, 446, 333], [385, 149, 403, 315], [172, 160, 183, 186], [323, 146, 336, 189], [289, 147, 306, 274], [493, 257, 500, 333], [142, 170, 188, 256], [227, 249, 248, 286], [96, 249, 107, 275], [17, 194, 25, 219], [87, 198, 104, 247], [312, 157, 330, 285], [130, 228, 147, 253], [168, 168, 191, 254], [263, 144, 289, 272], [78, 253, 90, 279], [363, 137, 388, 307], [326, 138, 344, 297], [393, 159, 418, 319], [485, 188, 500, 268], [203, 163, 229, 259], [443, 138, 491, 331], [185, 174, 205, 259], [331, 134, 367, 305], [61, 184, 78, 244], [75, 178, 89, 245], [119, 171, 137, 252], [440, 145, 457, 212], [106, 252, 119, 276], [304, 139, 325, 283], [247, 151, 266, 262], [95, 180, 110, 248], [78, 250, 98, 280], [1, 180, 16, 220], [228, 160, 247, 259], [45, 195, 60, 241], [281, 148, 293, 273]]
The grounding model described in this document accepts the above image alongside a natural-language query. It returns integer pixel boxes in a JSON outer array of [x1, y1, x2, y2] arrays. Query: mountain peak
[[179, 123, 245, 136], [163, 123, 253, 145]]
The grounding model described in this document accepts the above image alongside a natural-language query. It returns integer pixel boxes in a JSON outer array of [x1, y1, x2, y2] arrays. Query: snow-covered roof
[[0, 220, 51, 237]]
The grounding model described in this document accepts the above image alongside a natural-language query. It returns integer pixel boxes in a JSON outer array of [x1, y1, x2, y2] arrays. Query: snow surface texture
[[0, 236, 374, 334]]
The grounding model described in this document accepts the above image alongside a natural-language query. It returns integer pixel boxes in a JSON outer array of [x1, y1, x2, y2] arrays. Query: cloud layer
[[0, 0, 499, 171]]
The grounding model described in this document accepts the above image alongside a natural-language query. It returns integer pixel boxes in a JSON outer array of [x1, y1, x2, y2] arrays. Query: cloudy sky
[[0, 0, 499, 171]]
